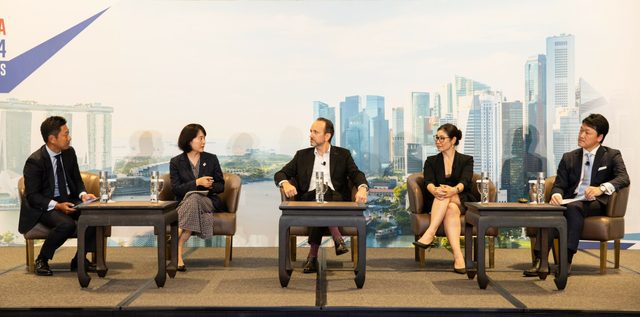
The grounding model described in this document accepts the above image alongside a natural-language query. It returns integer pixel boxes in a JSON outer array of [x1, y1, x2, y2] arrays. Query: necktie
[[55, 154, 69, 199], [577, 153, 593, 196]]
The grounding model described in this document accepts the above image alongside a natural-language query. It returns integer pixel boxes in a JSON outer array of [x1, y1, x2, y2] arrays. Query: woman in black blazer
[[169, 124, 226, 271], [413, 123, 475, 274]]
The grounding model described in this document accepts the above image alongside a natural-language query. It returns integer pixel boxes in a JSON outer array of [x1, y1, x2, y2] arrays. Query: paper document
[[561, 195, 587, 205], [184, 190, 209, 199]]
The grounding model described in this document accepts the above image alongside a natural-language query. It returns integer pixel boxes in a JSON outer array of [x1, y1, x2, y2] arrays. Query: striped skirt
[[177, 194, 214, 239]]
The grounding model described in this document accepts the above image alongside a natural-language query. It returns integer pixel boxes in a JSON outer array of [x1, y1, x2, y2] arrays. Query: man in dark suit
[[274, 117, 368, 273], [525, 113, 630, 276], [19, 116, 97, 276]]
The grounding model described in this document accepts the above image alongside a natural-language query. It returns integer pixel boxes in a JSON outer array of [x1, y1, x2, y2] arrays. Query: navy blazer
[[19, 145, 85, 233], [274, 146, 368, 201], [422, 151, 476, 210], [552, 146, 630, 206], [169, 151, 226, 211]]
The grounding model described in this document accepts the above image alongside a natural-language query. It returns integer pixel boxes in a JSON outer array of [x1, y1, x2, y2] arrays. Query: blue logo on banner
[[0, 8, 109, 93]]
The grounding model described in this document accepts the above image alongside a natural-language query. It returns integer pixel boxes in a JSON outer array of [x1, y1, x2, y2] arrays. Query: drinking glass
[[107, 178, 117, 202], [476, 172, 489, 203]]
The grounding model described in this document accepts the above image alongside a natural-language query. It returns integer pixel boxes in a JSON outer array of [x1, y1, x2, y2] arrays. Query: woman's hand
[[196, 176, 214, 189], [433, 186, 447, 200]]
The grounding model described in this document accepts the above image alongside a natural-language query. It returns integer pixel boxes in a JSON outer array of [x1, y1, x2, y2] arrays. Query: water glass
[[99, 171, 109, 203], [476, 172, 489, 203], [150, 171, 164, 202]]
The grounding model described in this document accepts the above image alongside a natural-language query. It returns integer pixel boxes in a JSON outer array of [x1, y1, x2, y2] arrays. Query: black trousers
[[534, 199, 605, 258], [38, 197, 96, 260], [298, 188, 346, 245]]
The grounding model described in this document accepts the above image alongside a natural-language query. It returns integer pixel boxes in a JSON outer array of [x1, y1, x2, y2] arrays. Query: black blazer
[[552, 146, 630, 206], [169, 151, 226, 211], [423, 151, 475, 211], [19, 145, 85, 234], [274, 146, 368, 201]]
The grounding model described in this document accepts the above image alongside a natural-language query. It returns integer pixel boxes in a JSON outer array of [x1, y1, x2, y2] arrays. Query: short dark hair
[[178, 123, 207, 153], [316, 117, 334, 143], [582, 113, 609, 143], [437, 123, 462, 146], [40, 116, 67, 143]]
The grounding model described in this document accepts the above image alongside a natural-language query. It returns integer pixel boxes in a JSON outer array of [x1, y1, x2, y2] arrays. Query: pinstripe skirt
[[177, 194, 214, 239]]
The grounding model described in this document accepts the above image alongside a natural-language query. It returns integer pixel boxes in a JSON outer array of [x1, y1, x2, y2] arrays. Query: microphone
[[322, 161, 326, 166], [585, 160, 590, 166]]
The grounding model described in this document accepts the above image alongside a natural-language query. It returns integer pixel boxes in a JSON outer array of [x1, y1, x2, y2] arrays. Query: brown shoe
[[334, 238, 349, 256], [303, 257, 318, 274], [523, 257, 541, 277]]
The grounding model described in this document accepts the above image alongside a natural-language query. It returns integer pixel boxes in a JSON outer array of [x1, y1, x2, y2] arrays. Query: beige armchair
[[19, 172, 109, 273], [407, 172, 499, 267], [159, 172, 241, 267], [279, 179, 359, 266], [528, 176, 629, 274]]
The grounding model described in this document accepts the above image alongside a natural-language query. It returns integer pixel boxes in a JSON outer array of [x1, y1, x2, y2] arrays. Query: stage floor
[[1, 245, 639, 313]]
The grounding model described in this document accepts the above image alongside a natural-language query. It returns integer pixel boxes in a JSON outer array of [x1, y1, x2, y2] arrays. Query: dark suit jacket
[[273, 146, 368, 201], [19, 145, 85, 234], [169, 151, 226, 211], [552, 146, 630, 206], [423, 151, 476, 211]]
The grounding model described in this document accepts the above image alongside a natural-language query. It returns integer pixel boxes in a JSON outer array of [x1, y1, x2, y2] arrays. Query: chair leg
[[414, 235, 420, 262], [614, 239, 620, 269], [229, 236, 233, 261], [552, 238, 559, 265], [224, 236, 232, 267], [26, 239, 35, 273], [289, 236, 297, 262], [488, 236, 495, 269], [530, 236, 537, 264], [418, 248, 425, 266], [473, 236, 478, 263], [350, 236, 356, 263], [352, 236, 358, 268], [600, 241, 607, 274]]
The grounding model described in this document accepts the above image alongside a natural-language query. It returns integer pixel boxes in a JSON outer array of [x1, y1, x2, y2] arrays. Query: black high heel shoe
[[412, 241, 433, 250], [177, 265, 187, 272], [453, 261, 466, 274]]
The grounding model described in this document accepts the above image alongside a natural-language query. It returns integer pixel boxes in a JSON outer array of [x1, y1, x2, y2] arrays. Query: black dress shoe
[[70, 258, 97, 273], [412, 241, 433, 250], [35, 258, 53, 276], [303, 257, 318, 274], [177, 265, 187, 272], [334, 238, 349, 256]]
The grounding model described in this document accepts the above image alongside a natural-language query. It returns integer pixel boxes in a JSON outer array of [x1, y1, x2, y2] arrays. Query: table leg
[[77, 222, 91, 288], [476, 224, 488, 289], [167, 222, 178, 278], [155, 223, 168, 287], [278, 218, 292, 287], [554, 222, 568, 290], [95, 226, 108, 277], [465, 221, 476, 279], [354, 220, 366, 289], [539, 228, 550, 280]]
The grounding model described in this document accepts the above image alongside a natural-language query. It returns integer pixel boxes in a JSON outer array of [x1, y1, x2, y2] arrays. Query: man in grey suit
[[525, 113, 630, 276]]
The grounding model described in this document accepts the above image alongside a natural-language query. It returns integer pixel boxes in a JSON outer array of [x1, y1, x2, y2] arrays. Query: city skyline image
[[1, 0, 639, 247]]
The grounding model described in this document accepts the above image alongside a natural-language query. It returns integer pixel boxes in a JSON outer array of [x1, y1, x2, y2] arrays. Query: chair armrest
[[607, 186, 629, 218], [407, 173, 424, 214]]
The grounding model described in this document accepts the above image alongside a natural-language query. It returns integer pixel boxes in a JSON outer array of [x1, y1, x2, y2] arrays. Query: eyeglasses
[[433, 136, 450, 142]]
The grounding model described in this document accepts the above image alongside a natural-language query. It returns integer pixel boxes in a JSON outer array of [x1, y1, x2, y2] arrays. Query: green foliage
[[1, 231, 16, 244]]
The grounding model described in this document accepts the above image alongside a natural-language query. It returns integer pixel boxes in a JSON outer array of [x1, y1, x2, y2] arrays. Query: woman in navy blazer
[[413, 123, 475, 274], [169, 124, 226, 271]]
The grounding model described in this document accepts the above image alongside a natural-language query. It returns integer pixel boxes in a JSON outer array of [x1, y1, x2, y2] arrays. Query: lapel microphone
[[322, 161, 326, 166]]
